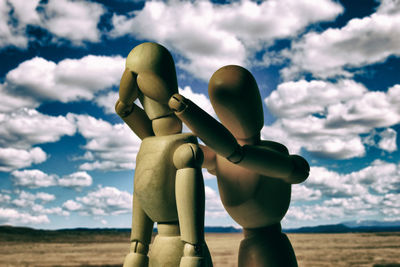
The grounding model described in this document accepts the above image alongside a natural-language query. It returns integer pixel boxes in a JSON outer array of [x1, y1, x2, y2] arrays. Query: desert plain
[[0, 229, 399, 267]]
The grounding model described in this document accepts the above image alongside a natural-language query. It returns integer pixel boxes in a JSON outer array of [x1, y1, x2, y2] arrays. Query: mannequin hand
[[168, 93, 188, 112], [137, 71, 175, 104]]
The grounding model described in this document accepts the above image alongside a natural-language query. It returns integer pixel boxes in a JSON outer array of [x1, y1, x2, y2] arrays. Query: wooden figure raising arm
[[168, 65, 310, 267]]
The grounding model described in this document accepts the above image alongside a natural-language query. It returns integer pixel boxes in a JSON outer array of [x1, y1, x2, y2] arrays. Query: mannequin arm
[[239, 145, 309, 184], [115, 68, 154, 140], [200, 144, 217, 175], [169, 94, 309, 184], [169, 94, 239, 159], [116, 101, 154, 139]]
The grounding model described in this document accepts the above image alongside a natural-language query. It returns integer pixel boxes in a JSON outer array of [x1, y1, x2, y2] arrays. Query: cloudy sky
[[0, 0, 399, 230]]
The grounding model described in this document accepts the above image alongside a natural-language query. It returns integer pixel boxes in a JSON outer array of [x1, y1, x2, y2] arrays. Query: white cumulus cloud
[[263, 80, 400, 159], [64, 186, 132, 216], [11, 169, 93, 189], [110, 0, 342, 80], [285, 159, 400, 227], [4, 55, 124, 107], [205, 186, 228, 219], [282, 0, 400, 79], [0, 0, 105, 49], [95, 91, 119, 114], [58, 171, 93, 189], [0, 190, 71, 225], [265, 79, 367, 119], [0, 108, 77, 172], [179, 86, 216, 118], [69, 113, 141, 171], [12, 191, 55, 207], [0, 84, 36, 113], [0, 207, 49, 225], [11, 169, 57, 188], [63, 200, 83, 211], [41, 0, 105, 45], [0, 147, 47, 172], [0, 108, 76, 149]]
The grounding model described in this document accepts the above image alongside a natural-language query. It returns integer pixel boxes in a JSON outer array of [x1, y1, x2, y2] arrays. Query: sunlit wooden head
[[208, 65, 264, 140], [126, 42, 178, 120]]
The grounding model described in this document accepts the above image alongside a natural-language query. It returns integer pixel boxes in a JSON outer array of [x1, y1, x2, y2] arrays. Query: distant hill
[[0, 225, 241, 242], [285, 223, 351, 233], [342, 220, 400, 228], [205, 226, 242, 233], [0, 225, 131, 242], [284, 221, 400, 233], [1, 220, 399, 242]]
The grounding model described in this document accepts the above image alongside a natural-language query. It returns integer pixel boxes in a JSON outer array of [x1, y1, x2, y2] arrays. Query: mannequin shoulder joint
[[173, 143, 204, 169]]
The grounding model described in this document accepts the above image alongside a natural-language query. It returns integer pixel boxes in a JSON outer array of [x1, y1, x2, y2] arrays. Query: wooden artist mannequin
[[168, 65, 310, 267], [115, 42, 212, 267]]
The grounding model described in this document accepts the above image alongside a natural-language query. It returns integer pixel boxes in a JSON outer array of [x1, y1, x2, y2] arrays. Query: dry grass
[[290, 232, 400, 267], [0, 232, 399, 267]]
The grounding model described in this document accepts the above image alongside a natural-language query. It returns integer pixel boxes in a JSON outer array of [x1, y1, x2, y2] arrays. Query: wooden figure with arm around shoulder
[[168, 65, 310, 267]]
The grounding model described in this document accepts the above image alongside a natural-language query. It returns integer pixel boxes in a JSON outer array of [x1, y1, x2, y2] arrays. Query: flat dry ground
[[0, 232, 399, 267]]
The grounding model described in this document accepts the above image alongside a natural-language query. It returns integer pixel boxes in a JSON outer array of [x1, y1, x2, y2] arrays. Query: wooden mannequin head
[[126, 42, 181, 136], [208, 65, 264, 141], [126, 42, 178, 98]]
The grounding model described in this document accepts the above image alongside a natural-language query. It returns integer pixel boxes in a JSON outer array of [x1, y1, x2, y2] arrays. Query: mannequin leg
[[149, 222, 184, 267], [238, 223, 298, 267], [123, 194, 154, 267], [176, 168, 212, 267]]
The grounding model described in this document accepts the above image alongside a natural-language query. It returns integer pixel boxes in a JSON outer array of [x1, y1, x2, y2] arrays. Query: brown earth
[[0, 232, 399, 267]]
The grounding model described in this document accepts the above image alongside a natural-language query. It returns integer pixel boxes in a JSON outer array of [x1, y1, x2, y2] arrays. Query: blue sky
[[0, 0, 399, 230]]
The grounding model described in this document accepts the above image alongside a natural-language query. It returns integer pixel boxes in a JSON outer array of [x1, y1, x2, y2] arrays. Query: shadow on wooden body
[[168, 65, 309, 266]]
